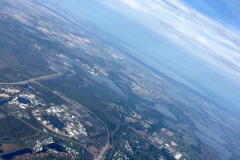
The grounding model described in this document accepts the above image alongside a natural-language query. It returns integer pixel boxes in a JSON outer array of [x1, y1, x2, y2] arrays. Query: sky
[[57, 0, 240, 112]]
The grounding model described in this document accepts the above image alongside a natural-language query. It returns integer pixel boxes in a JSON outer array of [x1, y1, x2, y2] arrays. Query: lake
[[194, 131, 232, 160], [192, 119, 225, 144], [155, 104, 177, 121], [46, 143, 64, 152], [1, 138, 12, 141], [0, 99, 10, 106], [91, 75, 125, 96], [42, 115, 64, 129], [22, 84, 29, 88], [163, 119, 177, 130], [1, 148, 32, 159], [18, 97, 31, 104], [204, 109, 228, 127], [166, 89, 193, 107]]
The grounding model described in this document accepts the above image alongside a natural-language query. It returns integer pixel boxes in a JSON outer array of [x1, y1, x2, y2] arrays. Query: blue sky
[[181, 0, 240, 33], [62, 0, 240, 111]]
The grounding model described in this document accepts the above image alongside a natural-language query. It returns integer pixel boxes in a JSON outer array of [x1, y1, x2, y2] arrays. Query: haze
[[55, 0, 240, 114]]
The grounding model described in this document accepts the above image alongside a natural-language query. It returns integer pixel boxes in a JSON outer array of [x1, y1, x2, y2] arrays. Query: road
[[0, 101, 87, 150], [0, 72, 110, 159], [98, 123, 125, 160], [0, 73, 62, 85], [34, 82, 110, 160]]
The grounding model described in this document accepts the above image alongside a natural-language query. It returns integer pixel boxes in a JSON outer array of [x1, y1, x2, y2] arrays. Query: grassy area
[[0, 116, 37, 139], [181, 132, 198, 147]]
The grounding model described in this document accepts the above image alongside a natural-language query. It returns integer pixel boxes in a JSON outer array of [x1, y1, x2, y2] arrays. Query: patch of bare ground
[[88, 146, 100, 159], [0, 143, 19, 153], [199, 144, 220, 160]]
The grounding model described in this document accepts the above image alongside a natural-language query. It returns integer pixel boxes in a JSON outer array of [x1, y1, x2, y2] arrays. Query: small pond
[[1, 148, 32, 159]]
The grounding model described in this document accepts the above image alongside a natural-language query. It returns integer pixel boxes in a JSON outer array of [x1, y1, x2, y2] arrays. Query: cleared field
[[0, 143, 19, 153]]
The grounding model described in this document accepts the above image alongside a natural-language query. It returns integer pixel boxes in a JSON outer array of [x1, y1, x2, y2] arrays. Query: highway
[[0, 72, 111, 159], [34, 82, 111, 160], [0, 73, 62, 85], [96, 142, 110, 160]]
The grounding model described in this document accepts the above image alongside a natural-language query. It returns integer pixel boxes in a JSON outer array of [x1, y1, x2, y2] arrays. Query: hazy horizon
[[54, 0, 240, 113]]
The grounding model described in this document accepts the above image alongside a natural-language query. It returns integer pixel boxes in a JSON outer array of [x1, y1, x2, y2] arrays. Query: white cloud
[[99, 0, 240, 84], [95, 0, 240, 109]]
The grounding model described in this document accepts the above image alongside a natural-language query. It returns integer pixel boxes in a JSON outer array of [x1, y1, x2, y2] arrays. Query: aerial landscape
[[0, 0, 240, 160]]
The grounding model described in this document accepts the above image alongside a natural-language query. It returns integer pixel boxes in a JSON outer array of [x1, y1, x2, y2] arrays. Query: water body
[[155, 104, 177, 121], [192, 119, 225, 144], [42, 115, 64, 129], [166, 89, 193, 107], [163, 119, 177, 130], [22, 84, 29, 88], [0, 76, 7, 80], [91, 76, 125, 96], [204, 109, 228, 126], [194, 131, 232, 160], [1, 138, 12, 141], [37, 143, 65, 154], [46, 143, 64, 152], [1, 148, 32, 159], [18, 97, 31, 104], [0, 99, 10, 106]]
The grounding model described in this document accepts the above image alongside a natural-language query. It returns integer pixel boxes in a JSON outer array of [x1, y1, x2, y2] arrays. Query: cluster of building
[[35, 152, 49, 159], [59, 151, 77, 159], [19, 93, 45, 106], [13, 153, 33, 160], [148, 128, 183, 160], [125, 117, 137, 123], [33, 137, 54, 152], [75, 58, 108, 76], [32, 138, 78, 159], [126, 109, 157, 130], [35, 149, 59, 159], [140, 121, 151, 129], [149, 129, 171, 146], [0, 86, 20, 98], [113, 151, 130, 160], [124, 141, 134, 155], [0, 93, 9, 98], [0, 86, 20, 95], [9, 97, 29, 109], [125, 110, 142, 123], [62, 144, 79, 155], [33, 106, 87, 139], [8, 93, 44, 109]]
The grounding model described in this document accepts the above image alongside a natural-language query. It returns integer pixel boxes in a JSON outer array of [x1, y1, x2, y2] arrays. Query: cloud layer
[[96, 0, 240, 108]]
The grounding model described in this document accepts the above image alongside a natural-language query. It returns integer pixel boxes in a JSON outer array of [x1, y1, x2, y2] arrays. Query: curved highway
[[0, 73, 62, 85]]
